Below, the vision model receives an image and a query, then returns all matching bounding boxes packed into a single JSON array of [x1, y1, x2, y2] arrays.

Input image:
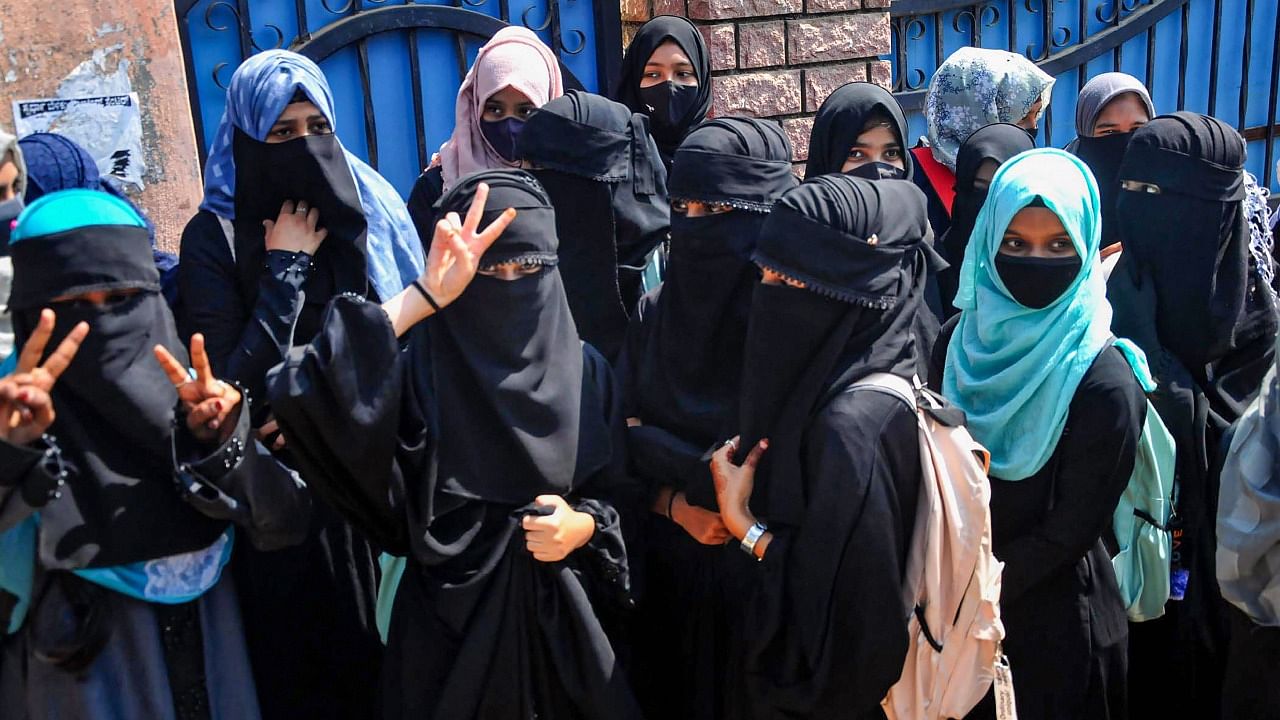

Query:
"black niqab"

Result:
[[635, 117, 796, 444], [10, 225, 225, 568], [1114, 112, 1268, 373], [230, 130, 370, 305], [516, 90, 669, 358], [804, 82, 914, 180], [613, 16, 712, 167], [739, 175, 932, 526], [423, 170, 611, 505], [1073, 130, 1135, 250]]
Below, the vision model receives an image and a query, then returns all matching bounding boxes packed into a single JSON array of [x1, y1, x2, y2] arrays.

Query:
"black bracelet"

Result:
[[411, 280, 441, 312], [666, 491, 678, 521]]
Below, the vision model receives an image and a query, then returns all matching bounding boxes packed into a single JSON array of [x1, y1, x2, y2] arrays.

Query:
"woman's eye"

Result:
[[847, 149, 865, 159], [1051, 240, 1074, 252], [671, 200, 688, 214], [709, 203, 732, 214], [677, 71, 696, 79], [1001, 238, 1023, 249], [518, 107, 535, 118], [520, 262, 540, 272], [272, 127, 293, 138], [885, 148, 902, 159], [310, 122, 332, 134]]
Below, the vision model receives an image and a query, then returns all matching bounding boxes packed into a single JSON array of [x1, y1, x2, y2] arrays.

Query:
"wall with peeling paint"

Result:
[[0, 1, 202, 254]]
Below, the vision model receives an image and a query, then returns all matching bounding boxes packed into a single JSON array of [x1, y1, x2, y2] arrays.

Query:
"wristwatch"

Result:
[[740, 522, 767, 560]]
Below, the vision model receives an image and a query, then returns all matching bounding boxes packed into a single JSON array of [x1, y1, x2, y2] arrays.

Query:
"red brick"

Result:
[[738, 21, 786, 69], [869, 59, 893, 89], [787, 13, 891, 65], [806, 0, 859, 13], [621, 0, 651, 22], [698, 23, 738, 71], [783, 116, 815, 162], [803, 63, 868, 112], [712, 70, 802, 117], [653, 0, 687, 16], [688, 0, 802, 21]]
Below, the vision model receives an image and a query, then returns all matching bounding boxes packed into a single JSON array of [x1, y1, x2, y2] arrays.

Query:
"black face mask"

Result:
[[843, 161, 907, 181], [640, 82, 700, 138], [995, 254, 1082, 309], [481, 117, 526, 162]]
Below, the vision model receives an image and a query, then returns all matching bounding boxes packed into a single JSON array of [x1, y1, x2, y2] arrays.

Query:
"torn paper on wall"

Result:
[[11, 92, 146, 189]]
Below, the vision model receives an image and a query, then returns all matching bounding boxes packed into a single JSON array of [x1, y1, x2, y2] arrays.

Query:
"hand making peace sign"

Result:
[[421, 182, 517, 307], [0, 309, 89, 446], [153, 333, 243, 444]]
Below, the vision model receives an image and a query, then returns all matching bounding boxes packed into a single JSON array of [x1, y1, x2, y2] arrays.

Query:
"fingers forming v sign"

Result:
[[1, 309, 89, 446], [153, 333, 243, 444], [423, 182, 517, 307]]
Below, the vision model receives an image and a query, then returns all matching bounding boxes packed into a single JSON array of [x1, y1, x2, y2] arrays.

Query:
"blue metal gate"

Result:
[[888, 0, 1280, 192], [175, 0, 622, 195]]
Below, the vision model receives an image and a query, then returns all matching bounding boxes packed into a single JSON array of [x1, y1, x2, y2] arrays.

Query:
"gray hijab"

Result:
[[1074, 72, 1155, 136]]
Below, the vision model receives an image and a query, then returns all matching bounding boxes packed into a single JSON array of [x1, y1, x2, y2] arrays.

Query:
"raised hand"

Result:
[[264, 200, 328, 255], [153, 333, 243, 444], [710, 436, 769, 540], [0, 309, 88, 446], [421, 182, 516, 308]]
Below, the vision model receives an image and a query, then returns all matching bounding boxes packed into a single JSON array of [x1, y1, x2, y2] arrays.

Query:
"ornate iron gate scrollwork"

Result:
[[174, 0, 621, 194], [888, 0, 1280, 190]]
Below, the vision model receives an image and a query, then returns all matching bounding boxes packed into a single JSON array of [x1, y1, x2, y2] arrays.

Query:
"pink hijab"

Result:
[[437, 27, 564, 189]]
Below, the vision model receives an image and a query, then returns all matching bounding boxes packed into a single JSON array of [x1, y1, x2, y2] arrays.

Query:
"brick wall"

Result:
[[621, 0, 893, 173]]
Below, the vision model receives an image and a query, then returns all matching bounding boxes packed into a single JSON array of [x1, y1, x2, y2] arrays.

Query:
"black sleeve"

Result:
[[267, 294, 414, 554], [997, 349, 1147, 604], [407, 167, 444, 251], [0, 437, 64, 532], [744, 391, 920, 716], [927, 314, 961, 393], [569, 344, 645, 607], [178, 212, 313, 414], [173, 399, 312, 551]]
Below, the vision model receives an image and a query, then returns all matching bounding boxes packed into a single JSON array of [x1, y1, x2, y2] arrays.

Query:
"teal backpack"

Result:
[[1110, 397, 1177, 622]]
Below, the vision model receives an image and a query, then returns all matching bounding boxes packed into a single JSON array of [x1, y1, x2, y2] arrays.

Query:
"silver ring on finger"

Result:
[[295, 203, 309, 214]]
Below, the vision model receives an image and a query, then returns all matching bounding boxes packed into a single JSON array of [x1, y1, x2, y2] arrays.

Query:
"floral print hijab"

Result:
[[925, 48, 1055, 170]]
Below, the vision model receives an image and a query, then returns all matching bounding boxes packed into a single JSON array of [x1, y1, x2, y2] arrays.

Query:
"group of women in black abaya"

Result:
[[1, 18, 1279, 720]]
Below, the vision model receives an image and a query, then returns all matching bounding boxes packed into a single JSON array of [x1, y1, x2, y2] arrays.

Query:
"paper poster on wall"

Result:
[[11, 93, 146, 190]]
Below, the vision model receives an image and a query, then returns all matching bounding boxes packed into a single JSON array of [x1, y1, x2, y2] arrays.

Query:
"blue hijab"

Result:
[[943, 148, 1153, 480], [200, 50, 423, 301]]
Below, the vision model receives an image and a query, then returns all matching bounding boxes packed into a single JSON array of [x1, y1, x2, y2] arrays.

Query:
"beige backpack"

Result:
[[851, 373, 1013, 720]]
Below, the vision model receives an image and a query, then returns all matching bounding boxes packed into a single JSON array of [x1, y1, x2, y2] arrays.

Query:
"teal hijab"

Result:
[[943, 148, 1153, 480]]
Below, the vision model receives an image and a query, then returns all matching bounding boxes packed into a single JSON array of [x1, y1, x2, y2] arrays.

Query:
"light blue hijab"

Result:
[[200, 50, 424, 302], [943, 148, 1153, 480]]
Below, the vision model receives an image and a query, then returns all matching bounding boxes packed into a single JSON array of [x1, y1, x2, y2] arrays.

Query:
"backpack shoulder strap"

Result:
[[850, 372, 919, 410], [911, 147, 956, 217]]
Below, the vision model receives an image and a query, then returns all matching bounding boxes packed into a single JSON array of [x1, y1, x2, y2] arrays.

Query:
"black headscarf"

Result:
[[634, 117, 795, 444], [516, 90, 669, 358], [231, 131, 371, 308], [417, 170, 611, 505], [1114, 112, 1273, 377], [613, 16, 712, 168], [804, 82, 913, 180], [942, 123, 1035, 276], [738, 175, 933, 526], [9, 190, 225, 569]]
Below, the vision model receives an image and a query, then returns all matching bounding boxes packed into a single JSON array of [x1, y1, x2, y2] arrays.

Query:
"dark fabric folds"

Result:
[[804, 82, 914, 180], [667, 117, 795, 211], [8, 226, 159, 310], [517, 90, 670, 359], [1073, 130, 1136, 250], [740, 175, 931, 527], [429, 169, 611, 506]]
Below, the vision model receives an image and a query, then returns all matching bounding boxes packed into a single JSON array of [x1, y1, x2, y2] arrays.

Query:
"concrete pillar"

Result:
[[0, 0, 203, 253]]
